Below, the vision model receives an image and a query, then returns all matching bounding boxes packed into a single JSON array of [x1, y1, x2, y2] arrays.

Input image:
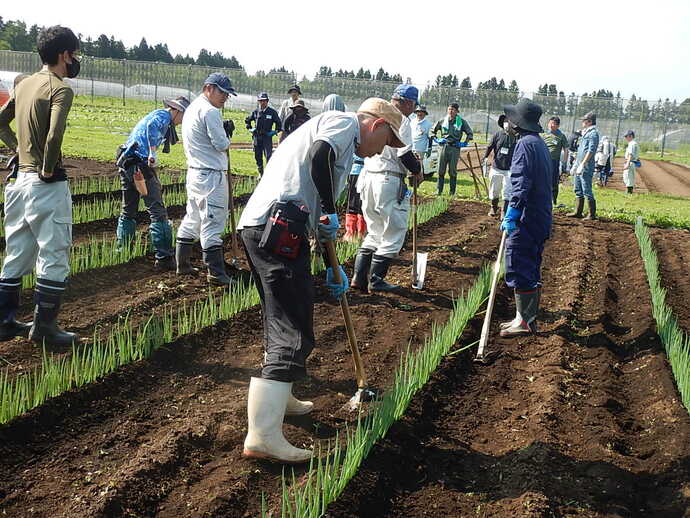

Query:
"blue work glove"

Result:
[[459, 142, 468, 148], [317, 213, 340, 243], [326, 266, 349, 300], [350, 161, 364, 175], [267, 130, 278, 137], [500, 206, 522, 235], [434, 137, 447, 145]]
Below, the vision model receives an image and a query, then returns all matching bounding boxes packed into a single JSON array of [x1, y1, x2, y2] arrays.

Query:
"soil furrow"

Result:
[[650, 227, 690, 331], [0, 201, 501, 518], [325, 216, 690, 518]]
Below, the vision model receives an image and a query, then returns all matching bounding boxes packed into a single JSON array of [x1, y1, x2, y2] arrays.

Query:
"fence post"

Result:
[[121, 59, 126, 106], [614, 102, 623, 148], [187, 65, 192, 100], [91, 77, 94, 105], [661, 117, 668, 158], [485, 94, 491, 141], [154, 62, 158, 105], [570, 98, 579, 134]]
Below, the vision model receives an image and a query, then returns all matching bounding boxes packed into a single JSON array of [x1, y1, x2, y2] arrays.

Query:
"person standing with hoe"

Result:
[[499, 99, 553, 337], [0, 26, 81, 346], [237, 98, 405, 463]]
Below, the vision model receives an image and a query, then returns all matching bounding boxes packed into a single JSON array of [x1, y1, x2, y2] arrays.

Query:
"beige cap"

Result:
[[357, 97, 405, 148]]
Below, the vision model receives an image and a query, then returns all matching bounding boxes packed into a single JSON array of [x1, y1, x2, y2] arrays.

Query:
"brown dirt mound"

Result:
[[326, 216, 690, 518]]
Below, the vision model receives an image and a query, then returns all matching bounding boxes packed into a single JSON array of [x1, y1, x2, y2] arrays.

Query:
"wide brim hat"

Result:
[[289, 99, 308, 111], [287, 85, 302, 94], [497, 114, 506, 129], [164, 96, 190, 112], [503, 98, 543, 133]]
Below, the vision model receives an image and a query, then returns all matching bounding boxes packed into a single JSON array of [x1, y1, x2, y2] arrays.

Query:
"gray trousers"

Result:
[[120, 170, 167, 221], [1, 172, 72, 282]]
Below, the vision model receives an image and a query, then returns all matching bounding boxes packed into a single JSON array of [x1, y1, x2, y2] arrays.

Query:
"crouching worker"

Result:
[[499, 99, 552, 337], [176, 73, 237, 285], [237, 98, 405, 463], [116, 96, 189, 269], [0, 26, 81, 346]]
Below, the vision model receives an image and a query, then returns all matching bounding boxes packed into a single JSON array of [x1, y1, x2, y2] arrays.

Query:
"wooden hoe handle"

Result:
[[324, 240, 368, 390]]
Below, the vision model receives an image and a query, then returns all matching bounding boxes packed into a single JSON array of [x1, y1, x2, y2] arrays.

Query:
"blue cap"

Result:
[[257, 92, 269, 101], [204, 73, 237, 96], [393, 84, 419, 103]]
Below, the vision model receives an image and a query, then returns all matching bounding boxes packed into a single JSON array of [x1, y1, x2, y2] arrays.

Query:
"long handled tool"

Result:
[[473, 142, 490, 195], [324, 240, 375, 411], [226, 147, 240, 265], [465, 146, 488, 198], [411, 180, 428, 290], [474, 231, 507, 364], [459, 155, 482, 199]]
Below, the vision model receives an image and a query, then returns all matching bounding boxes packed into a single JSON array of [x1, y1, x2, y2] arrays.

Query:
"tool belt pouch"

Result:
[[259, 201, 309, 260]]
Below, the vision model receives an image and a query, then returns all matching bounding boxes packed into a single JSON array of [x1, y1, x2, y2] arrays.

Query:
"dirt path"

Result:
[[651, 227, 690, 331], [0, 201, 504, 518], [326, 216, 690, 517], [609, 157, 690, 197]]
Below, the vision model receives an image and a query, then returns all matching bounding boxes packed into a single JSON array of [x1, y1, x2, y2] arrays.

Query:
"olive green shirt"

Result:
[[542, 129, 569, 161], [431, 115, 473, 145], [0, 69, 74, 173]]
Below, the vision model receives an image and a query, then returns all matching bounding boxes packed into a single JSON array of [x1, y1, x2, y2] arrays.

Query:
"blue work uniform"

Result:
[[245, 106, 281, 174], [573, 125, 600, 201], [122, 109, 172, 161], [505, 132, 553, 290]]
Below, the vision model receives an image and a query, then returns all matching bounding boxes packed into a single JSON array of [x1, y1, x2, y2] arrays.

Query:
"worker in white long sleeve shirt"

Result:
[[176, 73, 236, 285]]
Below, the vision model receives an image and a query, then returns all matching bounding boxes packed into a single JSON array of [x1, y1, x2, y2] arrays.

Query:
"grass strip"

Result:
[[271, 262, 493, 517], [0, 198, 451, 425], [634, 217, 690, 413]]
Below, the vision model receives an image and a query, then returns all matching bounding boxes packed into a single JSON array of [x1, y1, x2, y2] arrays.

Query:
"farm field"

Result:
[[606, 157, 690, 197], [0, 103, 689, 518]]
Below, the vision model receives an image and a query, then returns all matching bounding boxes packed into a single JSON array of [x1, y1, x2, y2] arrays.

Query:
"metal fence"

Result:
[[1, 50, 688, 153]]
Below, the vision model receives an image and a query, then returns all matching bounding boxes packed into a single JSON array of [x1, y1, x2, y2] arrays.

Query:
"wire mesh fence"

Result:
[[1, 50, 688, 152]]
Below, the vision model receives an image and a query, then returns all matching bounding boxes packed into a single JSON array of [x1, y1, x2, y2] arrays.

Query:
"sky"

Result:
[[3, 0, 689, 102]]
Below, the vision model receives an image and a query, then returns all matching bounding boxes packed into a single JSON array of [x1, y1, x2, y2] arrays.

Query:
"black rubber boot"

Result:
[[627, 186, 633, 194], [488, 199, 499, 217], [154, 255, 176, 271], [369, 255, 398, 292], [203, 246, 233, 286], [583, 199, 597, 221], [566, 197, 585, 218], [0, 278, 31, 341], [176, 238, 196, 275], [351, 248, 374, 293], [500, 288, 539, 337], [29, 281, 80, 347]]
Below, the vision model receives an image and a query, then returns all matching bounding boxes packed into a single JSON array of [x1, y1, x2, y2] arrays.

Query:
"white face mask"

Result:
[[503, 122, 510, 132]]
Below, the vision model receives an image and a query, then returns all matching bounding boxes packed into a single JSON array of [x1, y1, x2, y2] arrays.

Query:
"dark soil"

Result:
[[650, 227, 690, 331], [0, 201, 502, 518], [325, 216, 690, 518]]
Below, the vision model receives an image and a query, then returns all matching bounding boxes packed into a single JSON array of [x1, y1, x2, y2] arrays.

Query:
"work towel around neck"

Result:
[[442, 114, 464, 132]]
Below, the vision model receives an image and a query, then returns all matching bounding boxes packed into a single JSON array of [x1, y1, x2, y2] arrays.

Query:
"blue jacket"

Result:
[[576, 125, 600, 174], [509, 132, 553, 241], [122, 109, 172, 161]]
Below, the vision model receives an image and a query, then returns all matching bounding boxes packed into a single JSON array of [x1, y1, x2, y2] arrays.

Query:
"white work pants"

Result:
[[358, 170, 409, 258], [1, 172, 72, 282], [177, 168, 228, 249], [623, 164, 636, 188], [489, 166, 511, 201]]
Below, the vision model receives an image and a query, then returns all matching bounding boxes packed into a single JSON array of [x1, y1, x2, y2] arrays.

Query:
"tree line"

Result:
[[0, 17, 241, 69]]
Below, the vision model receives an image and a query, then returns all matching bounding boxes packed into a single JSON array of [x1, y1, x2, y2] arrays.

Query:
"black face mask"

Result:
[[66, 57, 80, 79]]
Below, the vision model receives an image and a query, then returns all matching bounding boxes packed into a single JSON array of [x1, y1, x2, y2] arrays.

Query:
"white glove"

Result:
[[148, 153, 158, 167], [574, 162, 585, 176]]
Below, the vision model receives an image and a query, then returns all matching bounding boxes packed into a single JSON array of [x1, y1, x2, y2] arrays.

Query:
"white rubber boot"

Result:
[[243, 377, 313, 463], [286, 391, 314, 416]]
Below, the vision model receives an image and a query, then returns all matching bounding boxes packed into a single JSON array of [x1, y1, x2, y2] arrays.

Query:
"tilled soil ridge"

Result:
[[0, 201, 502, 518], [325, 216, 690, 518]]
